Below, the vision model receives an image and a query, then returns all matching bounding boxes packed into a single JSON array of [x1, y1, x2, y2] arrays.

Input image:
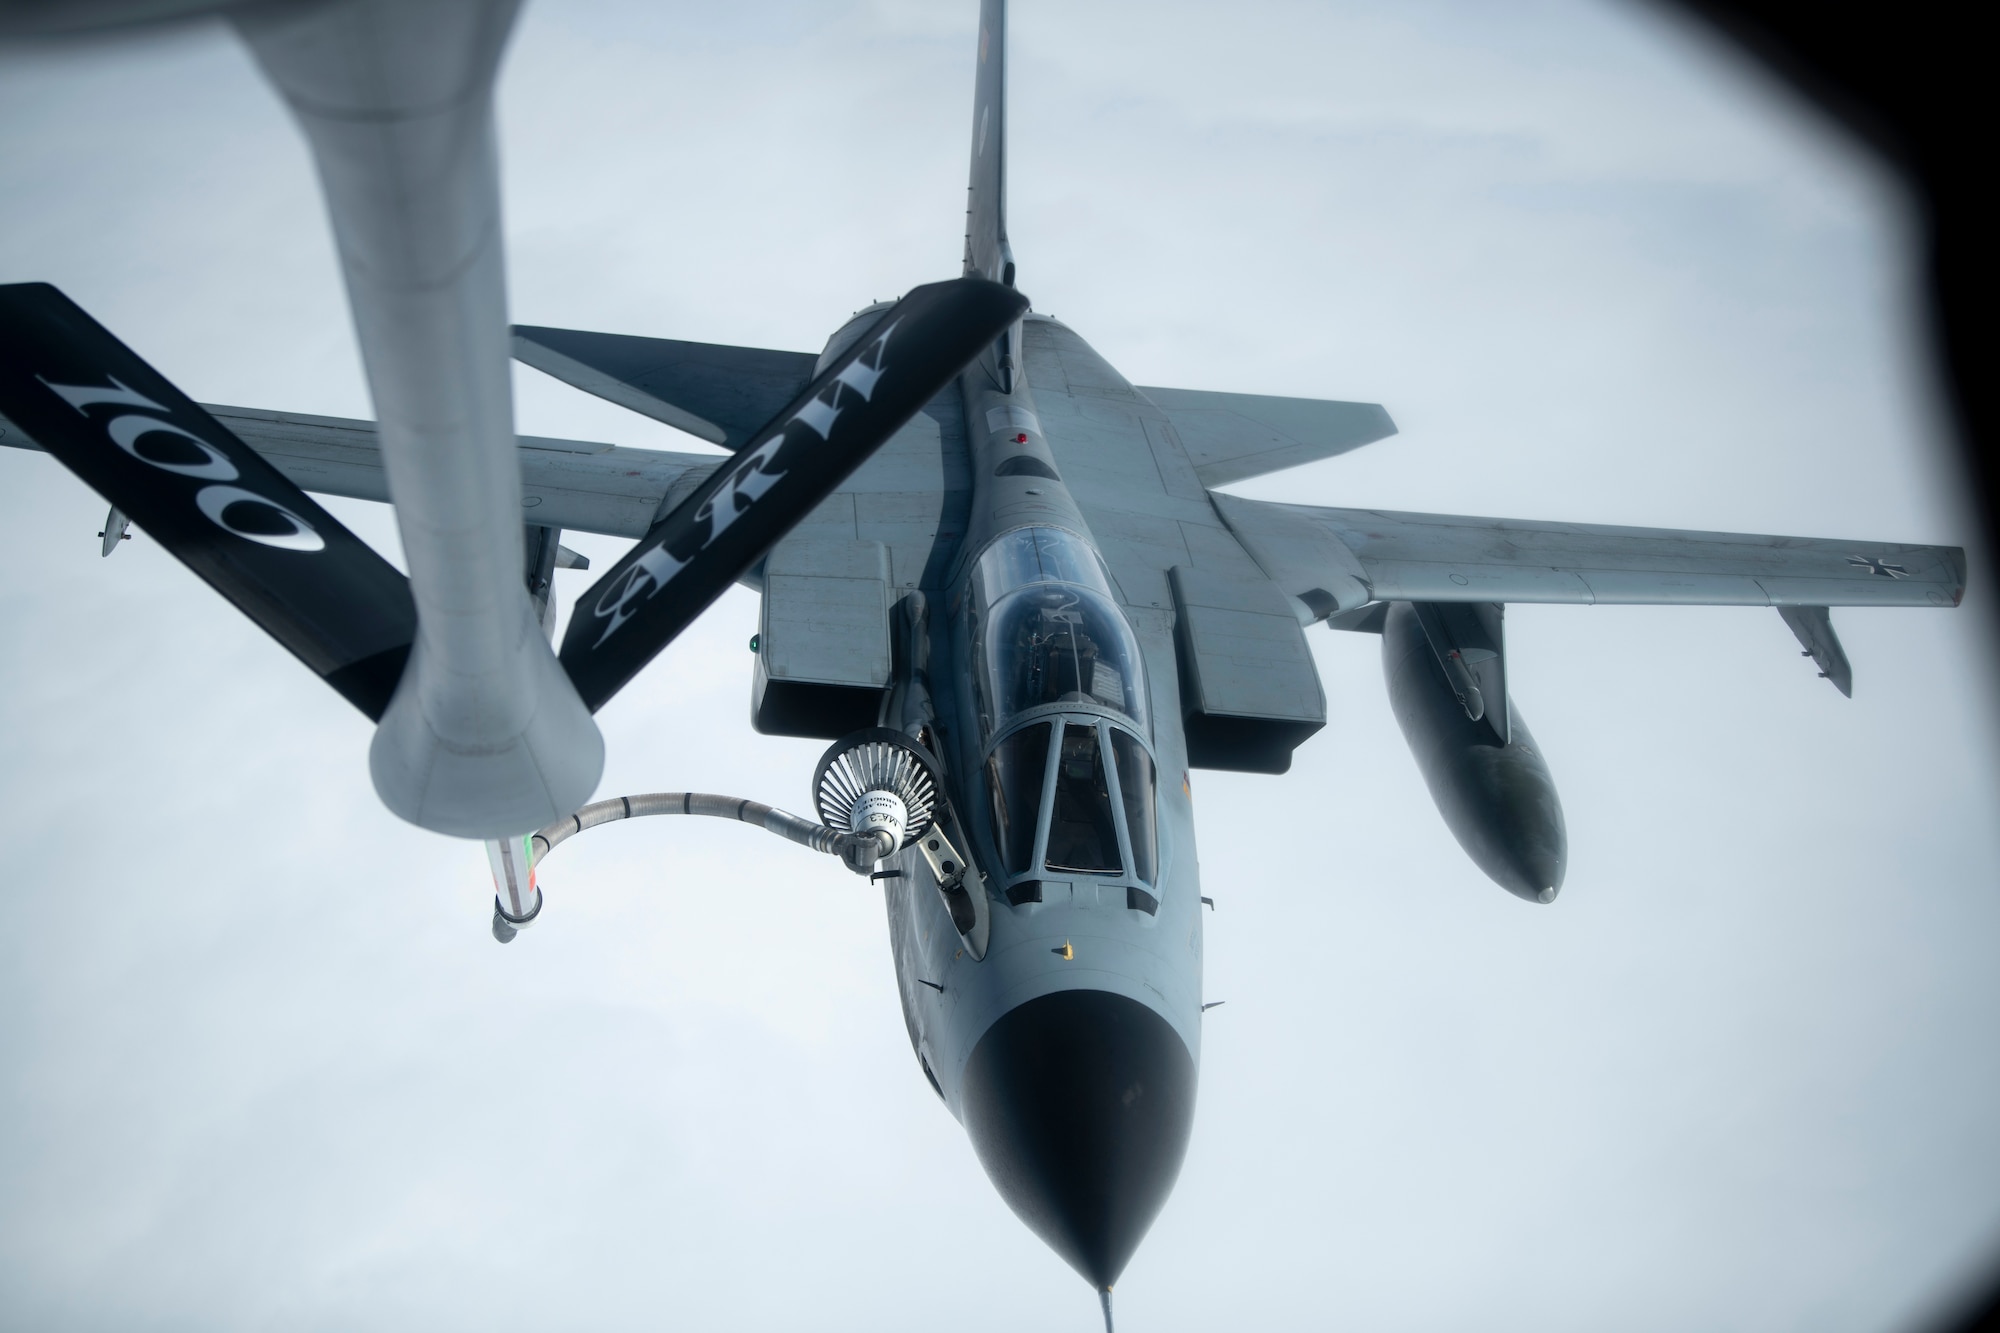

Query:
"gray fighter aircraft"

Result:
[[0, 0, 1965, 1326]]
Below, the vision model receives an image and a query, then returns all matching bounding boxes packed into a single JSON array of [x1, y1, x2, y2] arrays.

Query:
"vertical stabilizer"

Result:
[[962, 0, 1021, 392], [963, 0, 1012, 288]]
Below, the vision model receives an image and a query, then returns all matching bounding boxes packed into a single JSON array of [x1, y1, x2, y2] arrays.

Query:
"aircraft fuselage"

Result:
[[858, 309, 1207, 1290]]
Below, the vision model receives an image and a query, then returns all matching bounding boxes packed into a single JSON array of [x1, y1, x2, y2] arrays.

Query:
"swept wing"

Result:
[[203, 404, 721, 539], [1211, 491, 1965, 611]]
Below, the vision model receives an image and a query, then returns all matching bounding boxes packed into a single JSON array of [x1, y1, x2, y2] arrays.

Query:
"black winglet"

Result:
[[558, 276, 1029, 713], [0, 283, 416, 719]]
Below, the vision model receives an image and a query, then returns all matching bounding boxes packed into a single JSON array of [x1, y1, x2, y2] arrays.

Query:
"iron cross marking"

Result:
[[1848, 555, 1910, 579]]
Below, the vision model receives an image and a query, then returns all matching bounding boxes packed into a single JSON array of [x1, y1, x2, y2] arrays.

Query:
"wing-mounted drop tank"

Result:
[[1382, 601, 1567, 902]]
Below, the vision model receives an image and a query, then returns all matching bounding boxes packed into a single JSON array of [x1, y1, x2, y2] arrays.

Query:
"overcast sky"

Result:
[[2, 2, 1996, 1330]]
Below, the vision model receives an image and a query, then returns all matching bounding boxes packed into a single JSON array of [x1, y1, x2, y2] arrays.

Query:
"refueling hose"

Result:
[[530, 792, 891, 871]]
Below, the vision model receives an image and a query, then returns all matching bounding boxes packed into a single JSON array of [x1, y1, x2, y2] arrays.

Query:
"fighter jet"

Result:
[[0, 0, 1965, 1325]]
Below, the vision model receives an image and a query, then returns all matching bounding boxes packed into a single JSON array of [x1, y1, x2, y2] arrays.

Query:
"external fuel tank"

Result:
[[1381, 602, 1567, 903]]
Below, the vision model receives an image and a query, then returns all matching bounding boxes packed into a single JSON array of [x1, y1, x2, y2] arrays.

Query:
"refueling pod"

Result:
[[1382, 601, 1567, 903]]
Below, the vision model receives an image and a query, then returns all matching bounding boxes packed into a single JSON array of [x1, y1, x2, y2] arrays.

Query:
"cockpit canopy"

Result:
[[964, 528, 1160, 904], [986, 717, 1158, 885], [969, 527, 1148, 739]]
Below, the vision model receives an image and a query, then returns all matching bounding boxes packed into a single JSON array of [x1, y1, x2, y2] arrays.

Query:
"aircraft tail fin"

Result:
[[963, 0, 1012, 288], [0, 282, 417, 719]]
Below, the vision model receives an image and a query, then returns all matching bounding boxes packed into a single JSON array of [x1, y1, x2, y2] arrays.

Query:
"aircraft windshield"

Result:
[[1110, 729, 1157, 884], [982, 718, 1159, 885], [1047, 723, 1121, 874], [968, 528, 1158, 895], [969, 529, 1147, 737], [986, 721, 1050, 875]]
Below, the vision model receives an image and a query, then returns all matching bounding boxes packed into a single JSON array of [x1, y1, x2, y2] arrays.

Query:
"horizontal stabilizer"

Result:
[[1140, 387, 1396, 486], [559, 276, 1030, 712], [512, 325, 816, 450], [0, 282, 416, 719], [1778, 605, 1853, 696]]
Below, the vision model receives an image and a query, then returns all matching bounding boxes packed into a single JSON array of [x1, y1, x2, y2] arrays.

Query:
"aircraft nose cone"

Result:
[[960, 988, 1197, 1289]]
